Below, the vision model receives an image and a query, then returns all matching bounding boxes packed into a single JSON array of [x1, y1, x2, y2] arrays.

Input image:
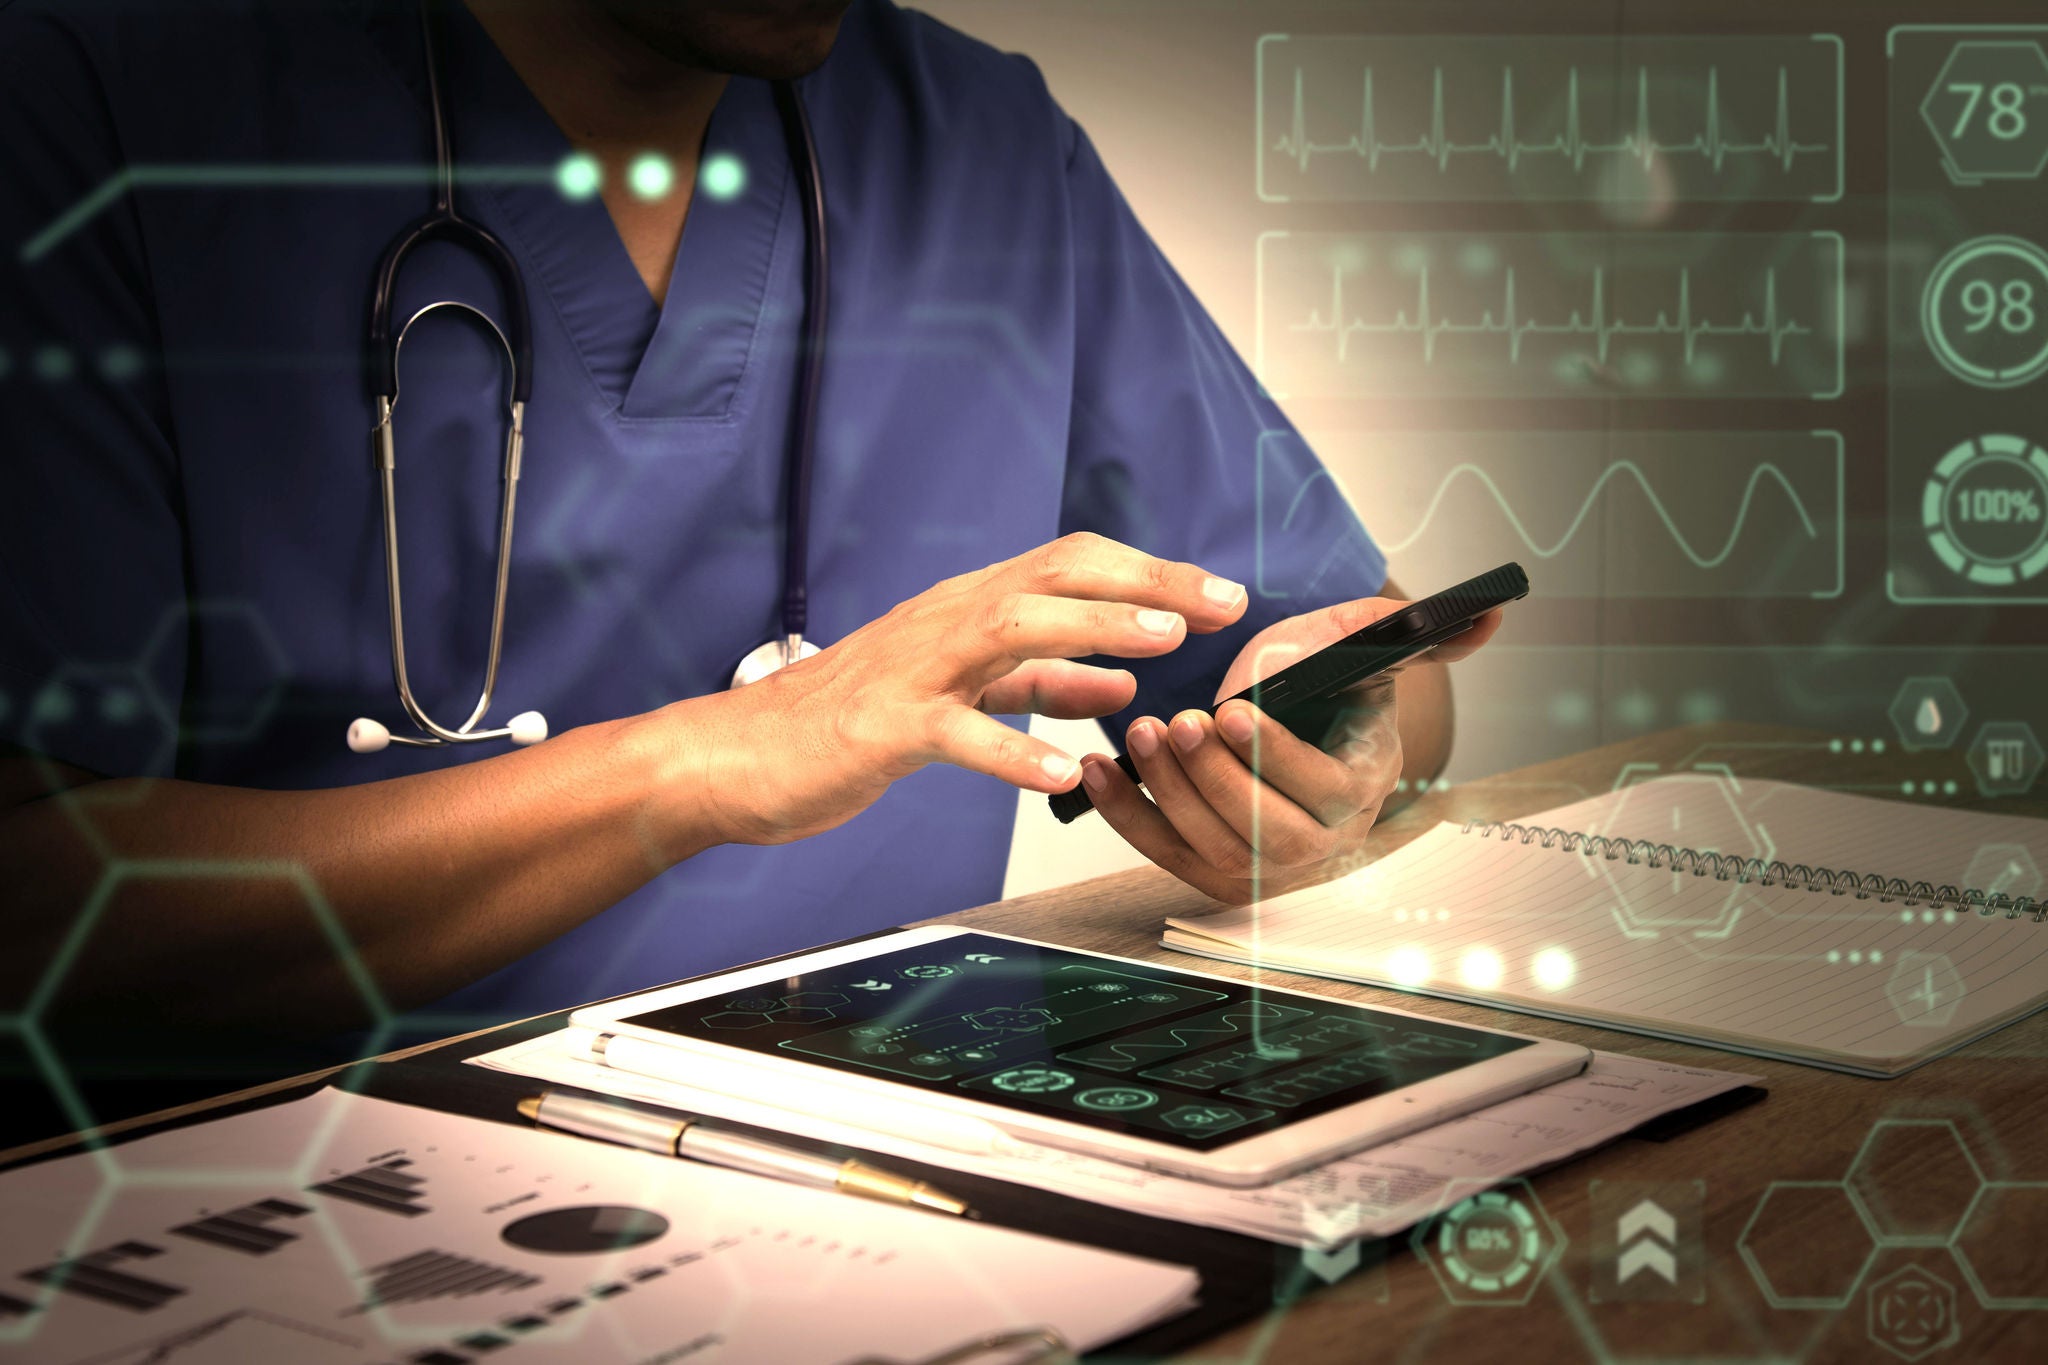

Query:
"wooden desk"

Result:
[[8, 722, 2046, 1361]]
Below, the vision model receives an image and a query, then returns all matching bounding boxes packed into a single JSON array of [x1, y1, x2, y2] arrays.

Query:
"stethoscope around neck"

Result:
[[347, 0, 828, 755]]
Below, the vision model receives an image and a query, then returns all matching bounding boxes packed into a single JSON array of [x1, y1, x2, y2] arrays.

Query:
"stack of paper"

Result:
[[471, 1029, 1757, 1248]]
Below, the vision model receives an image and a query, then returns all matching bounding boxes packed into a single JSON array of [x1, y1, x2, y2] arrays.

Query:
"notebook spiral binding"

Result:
[[1460, 819, 2048, 923]]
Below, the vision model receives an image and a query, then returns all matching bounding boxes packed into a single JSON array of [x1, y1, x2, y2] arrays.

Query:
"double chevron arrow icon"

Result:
[[1616, 1198, 1679, 1285]]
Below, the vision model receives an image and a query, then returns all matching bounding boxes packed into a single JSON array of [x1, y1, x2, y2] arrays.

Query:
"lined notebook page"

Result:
[[1166, 778, 2048, 1074]]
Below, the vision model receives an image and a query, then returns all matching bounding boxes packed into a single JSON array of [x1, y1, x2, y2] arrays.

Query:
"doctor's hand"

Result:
[[1079, 594, 1502, 905], [665, 533, 1248, 846]]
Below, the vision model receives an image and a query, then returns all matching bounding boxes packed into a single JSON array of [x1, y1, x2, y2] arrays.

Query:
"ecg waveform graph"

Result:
[[1255, 232, 1843, 400], [1256, 430, 1845, 600], [1258, 34, 1843, 203]]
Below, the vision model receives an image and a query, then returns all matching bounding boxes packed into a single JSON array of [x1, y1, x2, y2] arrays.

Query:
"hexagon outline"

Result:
[[1885, 951, 1967, 1028], [139, 598, 292, 746], [1951, 1179, 2048, 1310], [1410, 1176, 1567, 1308], [1843, 1118, 1987, 1248], [1919, 41, 2048, 184], [1966, 720, 2045, 798], [1866, 1261, 1964, 1362], [1588, 770, 1761, 940], [28, 859, 388, 1023], [1737, 1179, 1882, 1310], [1888, 677, 1968, 752], [1962, 842, 2043, 902]]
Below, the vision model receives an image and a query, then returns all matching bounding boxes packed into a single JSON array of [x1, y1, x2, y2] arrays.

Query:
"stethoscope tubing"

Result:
[[352, 0, 825, 753]]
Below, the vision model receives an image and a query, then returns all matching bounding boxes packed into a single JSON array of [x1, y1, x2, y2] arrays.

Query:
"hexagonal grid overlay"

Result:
[[698, 991, 850, 1030], [1741, 1117, 2046, 1317], [1888, 677, 1969, 752], [1954, 1181, 2048, 1308], [1411, 1177, 1565, 1307], [1847, 1119, 1986, 1246], [1920, 41, 2048, 184], [1738, 1180, 1880, 1309], [1967, 720, 2045, 798]]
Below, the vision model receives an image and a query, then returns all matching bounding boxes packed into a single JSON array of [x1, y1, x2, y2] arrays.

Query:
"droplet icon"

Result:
[[1915, 696, 1943, 737]]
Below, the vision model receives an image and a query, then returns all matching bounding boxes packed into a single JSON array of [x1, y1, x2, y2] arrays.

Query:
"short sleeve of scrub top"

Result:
[[0, 0, 1388, 1028]]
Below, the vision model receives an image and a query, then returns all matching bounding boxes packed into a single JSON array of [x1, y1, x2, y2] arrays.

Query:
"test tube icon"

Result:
[[1989, 739, 2025, 782]]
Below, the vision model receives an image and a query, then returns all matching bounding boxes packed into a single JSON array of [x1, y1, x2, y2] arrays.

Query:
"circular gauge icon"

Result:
[[1074, 1086, 1158, 1112], [987, 1065, 1075, 1094], [1437, 1191, 1543, 1294], [1921, 434, 2048, 585], [1921, 236, 2048, 389]]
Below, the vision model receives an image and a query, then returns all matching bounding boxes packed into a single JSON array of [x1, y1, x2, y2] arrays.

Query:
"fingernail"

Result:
[[1082, 760, 1108, 793], [1219, 705, 1255, 744], [1129, 722, 1160, 758], [1202, 576, 1246, 609], [1040, 754, 1079, 785], [1171, 713, 1204, 754], [1136, 608, 1181, 635]]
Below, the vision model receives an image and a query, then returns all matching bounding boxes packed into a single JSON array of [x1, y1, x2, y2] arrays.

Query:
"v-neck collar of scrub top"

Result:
[[361, 0, 799, 424]]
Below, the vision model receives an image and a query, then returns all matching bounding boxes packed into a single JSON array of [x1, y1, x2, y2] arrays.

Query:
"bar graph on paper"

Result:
[[1254, 231, 1843, 400], [1257, 34, 1844, 203]]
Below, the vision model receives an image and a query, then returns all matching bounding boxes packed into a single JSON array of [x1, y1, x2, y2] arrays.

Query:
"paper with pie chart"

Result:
[[0, 1088, 1197, 1364]]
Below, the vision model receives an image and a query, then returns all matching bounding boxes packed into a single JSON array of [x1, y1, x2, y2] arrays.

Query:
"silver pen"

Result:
[[517, 1089, 976, 1218]]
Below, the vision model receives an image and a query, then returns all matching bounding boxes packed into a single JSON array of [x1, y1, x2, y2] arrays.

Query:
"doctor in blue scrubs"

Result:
[[0, 0, 1498, 1095]]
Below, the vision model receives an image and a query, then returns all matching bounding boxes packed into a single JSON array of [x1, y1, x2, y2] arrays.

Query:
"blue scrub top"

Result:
[[0, 0, 1386, 1028]]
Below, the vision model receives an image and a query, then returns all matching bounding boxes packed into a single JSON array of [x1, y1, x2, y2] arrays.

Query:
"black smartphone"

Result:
[[1049, 562, 1530, 824]]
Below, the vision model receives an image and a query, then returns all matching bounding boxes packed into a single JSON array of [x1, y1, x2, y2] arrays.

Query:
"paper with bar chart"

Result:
[[0, 1089, 1195, 1364]]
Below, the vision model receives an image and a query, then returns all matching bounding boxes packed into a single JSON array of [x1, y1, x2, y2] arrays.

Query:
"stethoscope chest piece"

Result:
[[730, 635, 822, 690]]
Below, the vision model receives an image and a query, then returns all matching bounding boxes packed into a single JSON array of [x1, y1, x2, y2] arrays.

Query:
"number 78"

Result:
[[1946, 81, 2029, 140]]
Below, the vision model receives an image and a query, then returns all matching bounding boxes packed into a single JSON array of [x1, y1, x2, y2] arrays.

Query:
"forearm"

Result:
[[0, 702, 717, 1034]]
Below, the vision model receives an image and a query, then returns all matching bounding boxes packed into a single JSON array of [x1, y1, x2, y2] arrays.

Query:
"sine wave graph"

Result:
[[1256, 431, 1845, 600], [1258, 34, 1843, 203], [1255, 232, 1843, 400]]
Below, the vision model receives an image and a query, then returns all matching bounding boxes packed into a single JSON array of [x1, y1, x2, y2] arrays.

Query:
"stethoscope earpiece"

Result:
[[347, 717, 393, 754], [507, 711, 549, 746]]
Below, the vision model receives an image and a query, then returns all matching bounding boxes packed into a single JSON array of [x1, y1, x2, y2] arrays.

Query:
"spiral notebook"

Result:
[[1163, 775, 2048, 1077]]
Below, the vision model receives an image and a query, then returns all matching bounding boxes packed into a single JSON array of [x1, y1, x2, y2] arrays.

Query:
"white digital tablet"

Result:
[[569, 926, 1589, 1186]]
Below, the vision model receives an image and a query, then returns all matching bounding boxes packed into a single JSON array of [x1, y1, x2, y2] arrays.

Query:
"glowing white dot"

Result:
[[1387, 946, 1431, 988], [1827, 949, 1841, 963], [628, 152, 675, 201], [1872, 950, 1884, 964], [555, 152, 601, 200], [1849, 950, 1862, 964], [1532, 947, 1575, 991], [699, 152, 746, 201], [1459, 948, 1504, 990]]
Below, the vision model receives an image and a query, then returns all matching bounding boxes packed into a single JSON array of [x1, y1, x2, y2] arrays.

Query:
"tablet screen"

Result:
[[619, 933, 1533, 1150]]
